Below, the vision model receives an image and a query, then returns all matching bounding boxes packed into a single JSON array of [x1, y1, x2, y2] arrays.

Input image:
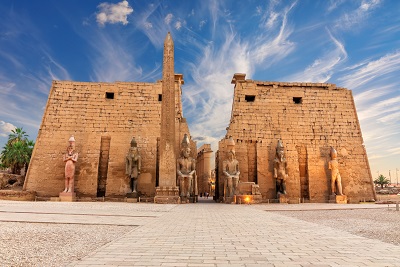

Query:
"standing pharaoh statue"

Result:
[[126, 138, 141, 193], [62, 135, 78, 193], [328, 147, 343, 195], [177, 134, 196, 198], [223, 137, 240, 198], [274, 139, 288, 195]]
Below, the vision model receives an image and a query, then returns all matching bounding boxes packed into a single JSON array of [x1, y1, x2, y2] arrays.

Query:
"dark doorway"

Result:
[[297, 145, 309, 200], [97, 136, 111, 197]]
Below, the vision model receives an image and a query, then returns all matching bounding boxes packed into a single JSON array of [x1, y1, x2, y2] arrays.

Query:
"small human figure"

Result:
[[223, 150, 240, 197], [274, 139, 288, 195], [329, 147, 343, 195], [177, 134, 196, 198], [126, 137, 141, 193], [63, 136, 78, 193]]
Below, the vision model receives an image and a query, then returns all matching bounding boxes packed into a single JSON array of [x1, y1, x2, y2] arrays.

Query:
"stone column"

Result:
[[155, 32, 180, 203]]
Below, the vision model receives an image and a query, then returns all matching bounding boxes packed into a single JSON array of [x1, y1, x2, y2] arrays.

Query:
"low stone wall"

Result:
[[0, 190, 36, 201]]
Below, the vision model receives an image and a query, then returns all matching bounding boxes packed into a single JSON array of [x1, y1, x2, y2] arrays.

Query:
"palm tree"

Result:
[[0, 127, 34, 175], [374, 175, 390, 189], [7, 127, 28, 145]]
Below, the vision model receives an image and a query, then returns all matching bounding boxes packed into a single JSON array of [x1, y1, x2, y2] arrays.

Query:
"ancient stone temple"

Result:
[[24, 33, 195, 199], [216, 73, 376, 203]]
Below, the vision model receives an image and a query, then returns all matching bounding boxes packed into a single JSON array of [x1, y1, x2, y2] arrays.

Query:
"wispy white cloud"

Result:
[[0, 121, 16, 137], [182, 1, 298, 154], [334, 0, 381, 30], [42, 51, 72, 81], [132, 3, 171, 49], [0, 8, 71, 147], [342, 50, 400, 176], [175, 21, 182, 30], [327, 0, 346, 12], [339, 51, 400, 90], [86, 30, 143, 82], [96, 0, 133, 26], [284, 28, 347, 82], [250, 1, 296, 66], [199, 20, 206, 30], [164, 13, 173, 25]]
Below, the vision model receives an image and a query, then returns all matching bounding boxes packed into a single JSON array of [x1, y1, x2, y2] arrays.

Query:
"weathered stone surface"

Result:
[[217, 74, 376, 203], [0, 190, 36, 201], [59, 192, 76, 202], [0, 173, 25, 189], [24, 33, 192, 200], [158, 32, 177, 188]]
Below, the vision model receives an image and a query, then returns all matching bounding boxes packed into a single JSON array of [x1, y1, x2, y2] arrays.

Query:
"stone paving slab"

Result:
[[253, 202, 396, 211], [0, 200, 176, 226], [65, 203, 400, 266]]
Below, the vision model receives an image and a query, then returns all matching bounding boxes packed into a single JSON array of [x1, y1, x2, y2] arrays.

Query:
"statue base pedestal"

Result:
[[59, 192, 76, 202], [154, 186, 180, 204], [126, 192, 138, 198], [329, 194, 347, 204], [278, 194, 288, 204], [224, 196, 236, 204]]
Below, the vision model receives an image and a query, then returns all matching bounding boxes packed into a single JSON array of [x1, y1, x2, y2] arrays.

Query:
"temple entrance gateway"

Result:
[[24, 33, 375, 204]]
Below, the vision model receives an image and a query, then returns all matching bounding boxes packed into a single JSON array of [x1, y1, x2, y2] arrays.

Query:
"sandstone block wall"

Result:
[[25, 79, 191, 198], [217, 74, 376, 202]]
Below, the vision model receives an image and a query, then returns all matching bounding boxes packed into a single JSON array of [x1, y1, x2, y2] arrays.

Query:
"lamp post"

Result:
[[397, 168, 399, 186], [389, 170, 392, 185]]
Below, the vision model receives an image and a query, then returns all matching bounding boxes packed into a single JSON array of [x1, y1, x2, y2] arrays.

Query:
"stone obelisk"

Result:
[[155, 32, 180, 203]]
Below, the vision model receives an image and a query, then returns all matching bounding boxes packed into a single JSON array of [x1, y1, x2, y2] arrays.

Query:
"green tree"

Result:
[[0, 127, 34, 174], [7, 128, 28, 145], [374, 174, 390, 189]]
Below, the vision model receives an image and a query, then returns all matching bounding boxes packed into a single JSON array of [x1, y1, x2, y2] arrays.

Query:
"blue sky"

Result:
[[0, 0, 399, 181]]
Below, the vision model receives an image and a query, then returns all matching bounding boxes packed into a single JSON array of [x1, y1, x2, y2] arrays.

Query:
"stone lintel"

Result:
[[231, 73, 246, 84], [174, 74, 184, 85]]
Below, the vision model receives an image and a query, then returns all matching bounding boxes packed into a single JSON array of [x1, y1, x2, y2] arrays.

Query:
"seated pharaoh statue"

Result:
[[177, 134, 196, 198], [223, 146, 240, 198], [125, 137, 141, 193], [328, 147, 343, 196], [274, 139, 288, 195]]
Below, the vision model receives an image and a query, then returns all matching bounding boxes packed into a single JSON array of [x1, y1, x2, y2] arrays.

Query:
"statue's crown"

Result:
[[276, 139, 284, 150], [181, 134, 190, 148]]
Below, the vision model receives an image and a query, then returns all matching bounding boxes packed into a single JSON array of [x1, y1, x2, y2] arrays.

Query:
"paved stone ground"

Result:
[[1, 200, 400, 266]]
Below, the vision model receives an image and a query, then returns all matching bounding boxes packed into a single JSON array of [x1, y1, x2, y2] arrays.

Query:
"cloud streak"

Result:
[[284, 28, 347, 82]]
